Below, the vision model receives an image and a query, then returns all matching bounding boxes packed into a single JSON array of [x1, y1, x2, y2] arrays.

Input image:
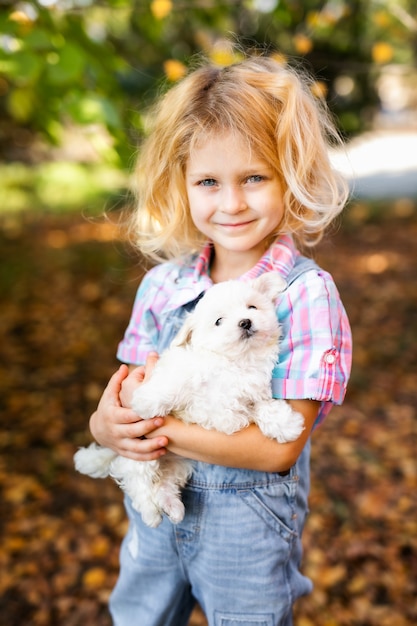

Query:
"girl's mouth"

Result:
[[217, 220, 254, 229]]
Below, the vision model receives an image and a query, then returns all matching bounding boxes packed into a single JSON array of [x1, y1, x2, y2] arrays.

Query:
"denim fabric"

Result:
[[156, 300, 194, 355], [110, 298, 313, 626], [109, 443, 312, 626]]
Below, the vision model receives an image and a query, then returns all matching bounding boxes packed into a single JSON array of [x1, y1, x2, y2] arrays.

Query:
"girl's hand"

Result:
[[119, 352, 159, 408], [89, 360, 168, 461]]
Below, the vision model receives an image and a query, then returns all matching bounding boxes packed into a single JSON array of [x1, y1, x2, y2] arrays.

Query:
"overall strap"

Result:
[[285, 256, 320, 286]]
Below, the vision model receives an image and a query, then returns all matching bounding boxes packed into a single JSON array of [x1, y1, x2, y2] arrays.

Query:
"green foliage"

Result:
[[0, 0, 416, 169], [0, 161, 127, 212]]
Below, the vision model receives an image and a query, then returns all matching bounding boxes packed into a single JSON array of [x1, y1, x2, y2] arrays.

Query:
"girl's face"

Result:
[[185, 131, 284, 278]]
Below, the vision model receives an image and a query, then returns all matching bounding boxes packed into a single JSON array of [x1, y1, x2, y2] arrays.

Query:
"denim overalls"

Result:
[[110, 260, 317, 626]]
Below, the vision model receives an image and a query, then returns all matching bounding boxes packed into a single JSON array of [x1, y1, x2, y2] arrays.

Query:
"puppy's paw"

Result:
[[257, 400, 305, 443], [277, 409, 305, 443], [74, 443, 116, 478], [165, 499, 185, 524], [132, 387, 164, 419], [138, 506, 163, 528], [154, 480, 186, 524]]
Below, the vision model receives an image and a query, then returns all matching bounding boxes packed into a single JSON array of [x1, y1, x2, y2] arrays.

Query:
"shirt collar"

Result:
[[167, 234, 300, 312], [192, 241, 213, 281], [241, 234, 300, 281], [193, 235, 300, 282]]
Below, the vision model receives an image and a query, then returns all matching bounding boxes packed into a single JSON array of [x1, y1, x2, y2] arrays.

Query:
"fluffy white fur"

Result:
[[74, 272, 304, 527]]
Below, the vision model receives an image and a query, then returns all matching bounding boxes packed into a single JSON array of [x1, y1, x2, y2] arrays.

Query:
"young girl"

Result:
[[89, 55, 352, 626]]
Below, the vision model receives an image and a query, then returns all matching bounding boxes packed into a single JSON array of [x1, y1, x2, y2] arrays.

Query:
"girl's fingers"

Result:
[[120, 367, 145, 408], [143, 352, 159, 381], [119, 435, 168, 461], [101, 365, 130, 405], [110, 364, 130, 386], [111, 406, 141, 425], [123, 416, 164, 437], [90, 362, 166, 453]]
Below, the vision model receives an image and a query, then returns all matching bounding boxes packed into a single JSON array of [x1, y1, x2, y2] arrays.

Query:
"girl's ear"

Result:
[[252, 272, 287, 301], [170, 315, 194, 348]]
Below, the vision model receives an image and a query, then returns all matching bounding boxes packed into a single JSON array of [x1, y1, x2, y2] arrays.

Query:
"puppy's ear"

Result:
[[252, 272, 287, 301], [170, 315, 194, 348]]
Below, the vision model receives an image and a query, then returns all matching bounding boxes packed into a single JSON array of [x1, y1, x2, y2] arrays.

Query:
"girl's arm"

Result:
[[89, 357, 318, 471], [145, 399, 319, 473]]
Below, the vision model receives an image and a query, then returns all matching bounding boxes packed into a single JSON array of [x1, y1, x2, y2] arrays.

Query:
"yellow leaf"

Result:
[[8, 10, 34, 35], [82, 567, 107, 589], [9, 10, 32, 24], [209, 47, 236, 67], [151, 0, 172, 20], [311, 80, 328, 99], [91, 535, 111, 557], [306, 11, 320, 28], [271, 52, 287, 65], [372, 42, 393, 64], [5, 536, 26, 552], [373, 10, 390, 28], [163, 59, 187, 82], [293, 34, 313, 55], [348, 574, 368, 594], [320, 564, 347, 588]]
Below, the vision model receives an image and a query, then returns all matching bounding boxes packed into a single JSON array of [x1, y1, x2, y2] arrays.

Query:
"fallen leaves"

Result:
[[0, 207, 416, 625]]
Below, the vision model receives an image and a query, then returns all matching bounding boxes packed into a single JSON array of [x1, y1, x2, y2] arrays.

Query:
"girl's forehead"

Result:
[[188, 129, 257, 161], [192, 127, 245, 146]]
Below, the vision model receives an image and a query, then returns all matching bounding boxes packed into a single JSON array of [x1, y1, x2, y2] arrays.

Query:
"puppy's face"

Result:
[[174, 273, 286, 358]]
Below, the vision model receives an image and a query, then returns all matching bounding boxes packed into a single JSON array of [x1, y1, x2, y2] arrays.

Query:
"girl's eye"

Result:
[[247, 305, 257, 310], [215, 318, 223, 326], [247, 175, 264, 183], [199, 178, 217, 187]]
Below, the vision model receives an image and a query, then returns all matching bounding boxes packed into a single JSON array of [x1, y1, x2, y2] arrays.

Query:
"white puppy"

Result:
[[74, 272, 304, 527]]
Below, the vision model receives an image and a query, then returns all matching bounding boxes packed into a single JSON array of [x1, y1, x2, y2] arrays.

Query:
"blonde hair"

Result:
[[129, 55, 349, 262]]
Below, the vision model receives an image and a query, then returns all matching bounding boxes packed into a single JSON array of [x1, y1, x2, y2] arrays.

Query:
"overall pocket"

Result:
[[238, 478, 298, 544], [214, 612, 275, 626]]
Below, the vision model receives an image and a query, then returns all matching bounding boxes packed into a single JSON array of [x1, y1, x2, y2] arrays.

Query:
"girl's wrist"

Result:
[[89, 410, 98, 440]]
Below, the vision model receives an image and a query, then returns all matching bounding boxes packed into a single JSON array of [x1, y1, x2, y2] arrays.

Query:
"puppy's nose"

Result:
[[239, 318, 252, 331]]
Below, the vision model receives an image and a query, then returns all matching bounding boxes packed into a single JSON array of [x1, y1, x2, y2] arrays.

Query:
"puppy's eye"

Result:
[[247, 305, 257, 310], [215, 318, 223, 326]]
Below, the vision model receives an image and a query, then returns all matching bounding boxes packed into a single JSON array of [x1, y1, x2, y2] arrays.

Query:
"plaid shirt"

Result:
[[117, 235, 352, 427]]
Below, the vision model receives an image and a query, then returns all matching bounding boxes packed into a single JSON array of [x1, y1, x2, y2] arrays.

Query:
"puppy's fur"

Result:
[[74, 273, 304, 527]]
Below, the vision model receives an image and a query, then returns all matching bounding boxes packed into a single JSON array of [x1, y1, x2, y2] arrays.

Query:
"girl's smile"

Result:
[[185, 132, 285, 279]]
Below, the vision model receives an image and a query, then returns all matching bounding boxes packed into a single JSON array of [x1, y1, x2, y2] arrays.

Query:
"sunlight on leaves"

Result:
[[150, 0, 172, 20], [293, 33, 313, 55], [372, 42, 394, 64], [163, 59, 187, 82]]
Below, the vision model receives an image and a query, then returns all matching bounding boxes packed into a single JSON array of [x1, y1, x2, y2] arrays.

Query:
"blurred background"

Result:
[[0, 1, 416, 625]]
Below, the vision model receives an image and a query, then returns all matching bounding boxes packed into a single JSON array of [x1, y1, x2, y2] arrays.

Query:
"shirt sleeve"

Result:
[[116, 265, 171, 365], [271, 269, 352, 426]]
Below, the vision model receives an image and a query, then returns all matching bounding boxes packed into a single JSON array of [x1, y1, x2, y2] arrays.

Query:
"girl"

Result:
[[89, 55, 352, 626]]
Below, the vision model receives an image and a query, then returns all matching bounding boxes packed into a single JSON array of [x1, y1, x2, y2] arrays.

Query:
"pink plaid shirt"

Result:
[[117, 235, 352, 426]]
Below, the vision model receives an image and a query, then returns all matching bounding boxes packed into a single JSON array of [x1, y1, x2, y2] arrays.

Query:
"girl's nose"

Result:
[[220, 185, 247, 213]]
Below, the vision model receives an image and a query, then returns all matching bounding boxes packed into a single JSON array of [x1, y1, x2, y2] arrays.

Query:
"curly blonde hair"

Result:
[[129, 55, 348, 262]]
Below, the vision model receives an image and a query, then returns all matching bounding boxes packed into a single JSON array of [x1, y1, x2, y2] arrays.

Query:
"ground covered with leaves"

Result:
[[0, 201, 416, 625]]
